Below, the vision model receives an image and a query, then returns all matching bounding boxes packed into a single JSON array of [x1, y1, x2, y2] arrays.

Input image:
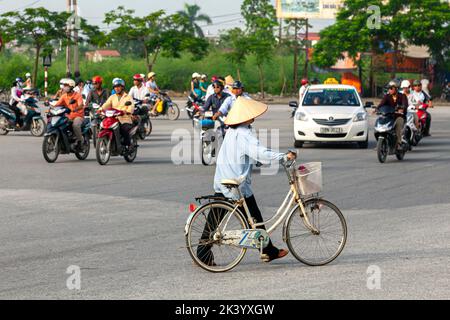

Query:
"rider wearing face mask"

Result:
[[99, 78, 135, 148], [9, 78, 24, 128], [376, 80, 408, 150], [54, 79, 85, 149], [85, 76, 110, 107]]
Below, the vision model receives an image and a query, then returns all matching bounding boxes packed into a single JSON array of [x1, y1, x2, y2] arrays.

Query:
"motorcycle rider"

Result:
[[9, 78, 24, 128], [212, 81, 250, 120], [190, 73, 202, 102], [400, 80, 420, 129], [411, 79, 433, 136], [54, 78, 85, 150], [201, 80, 230, 114], [129, 74, 150, 101], [205, 75, 218, 101], [376, 80, 408, 150], [146, 72, 162, 116], [85, 76, 110, 107], [299, 78, 309, 102], [99, 78, 135, 149]]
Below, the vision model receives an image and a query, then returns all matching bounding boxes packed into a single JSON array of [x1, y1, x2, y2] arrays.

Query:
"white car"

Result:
[[292, 84, 370, 148]]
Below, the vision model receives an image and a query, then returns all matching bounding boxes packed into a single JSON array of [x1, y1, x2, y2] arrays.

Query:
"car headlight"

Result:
[[295, 112, 308, 121], [353, 112, 367, 122]]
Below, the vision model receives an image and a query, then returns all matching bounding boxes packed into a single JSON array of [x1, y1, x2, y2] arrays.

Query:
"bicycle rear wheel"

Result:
[[286, 198, 347, 266], [185, 201, 248, 273]]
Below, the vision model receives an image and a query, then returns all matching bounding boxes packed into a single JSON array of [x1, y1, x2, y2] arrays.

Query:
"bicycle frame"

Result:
[[218, 160, 320, 238]]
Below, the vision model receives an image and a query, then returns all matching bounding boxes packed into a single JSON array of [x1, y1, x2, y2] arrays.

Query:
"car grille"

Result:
[[315, 133, 347, 138], [313, 118, 351, 126]]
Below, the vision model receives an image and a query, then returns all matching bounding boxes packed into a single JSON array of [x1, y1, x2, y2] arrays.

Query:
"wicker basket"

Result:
[[295, 162, 322, 196]]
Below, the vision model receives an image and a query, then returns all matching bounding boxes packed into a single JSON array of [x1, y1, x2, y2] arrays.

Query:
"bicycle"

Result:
[[184, 160, 347, 273]]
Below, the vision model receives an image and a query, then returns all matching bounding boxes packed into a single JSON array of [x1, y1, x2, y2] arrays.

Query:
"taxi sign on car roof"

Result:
[[324, 78, 339, 84]]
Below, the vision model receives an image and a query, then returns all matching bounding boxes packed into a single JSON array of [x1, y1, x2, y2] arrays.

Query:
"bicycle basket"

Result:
[[295, 162, 322, 196]]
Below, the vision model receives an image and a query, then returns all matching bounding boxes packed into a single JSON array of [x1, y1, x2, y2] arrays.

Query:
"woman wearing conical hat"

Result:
[[197, 97, 296, 265]]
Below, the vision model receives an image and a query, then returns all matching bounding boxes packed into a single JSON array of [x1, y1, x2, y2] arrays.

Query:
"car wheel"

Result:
[[294, 140, 304, 148]]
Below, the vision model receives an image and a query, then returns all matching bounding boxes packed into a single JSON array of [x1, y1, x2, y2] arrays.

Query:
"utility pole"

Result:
[[65, 0, 72, 78], [303, 18, 309, 79], [73, 0, 80, 79], [293, 19, 299, 93]]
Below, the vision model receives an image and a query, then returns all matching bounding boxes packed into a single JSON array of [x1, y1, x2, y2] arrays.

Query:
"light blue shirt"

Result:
[[218, 93, 250, 116], [214, 125, 285, 199]]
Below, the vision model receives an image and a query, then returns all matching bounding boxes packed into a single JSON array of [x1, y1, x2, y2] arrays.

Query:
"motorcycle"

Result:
[[416, 103, 431, 136], [86, 103, 102, 147], [193, 111, 225, 166], [0, 96, 46, 136], [185, 95, 204, 120], [95, 107, 139, 165], [42, 106, 91, 163], [374, 105, 408, 163], [133, 99, 152, 140], [149, 92, 180, 121]]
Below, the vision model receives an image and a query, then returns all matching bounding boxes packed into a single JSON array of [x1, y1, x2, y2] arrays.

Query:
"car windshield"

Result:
[[303, 88, 359, 106]]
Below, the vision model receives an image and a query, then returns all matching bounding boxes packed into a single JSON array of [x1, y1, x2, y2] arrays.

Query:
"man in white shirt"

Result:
[[129, 74, 150, 101]]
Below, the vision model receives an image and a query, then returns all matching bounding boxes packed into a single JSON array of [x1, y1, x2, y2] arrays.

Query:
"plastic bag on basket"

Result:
[[296, 162, 322, 196]]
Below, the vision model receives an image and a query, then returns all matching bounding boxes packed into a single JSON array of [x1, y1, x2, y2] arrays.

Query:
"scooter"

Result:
[[0, 96, 46, 136], [185, 96, 204, 121], [148, 92, 180, 121], [193, 111, 225, 166], [416, 103, 431, 136], [95, 106, 139, 165], [42, 105, 91, 163], [86, 103, 102, 147], [374, 105, 408, 163], [133, 99, 152, 140]]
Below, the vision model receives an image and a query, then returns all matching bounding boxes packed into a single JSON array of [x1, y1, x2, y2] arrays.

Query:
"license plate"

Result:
[[204, 111, 213, 118], [320, 127, 343, 134]]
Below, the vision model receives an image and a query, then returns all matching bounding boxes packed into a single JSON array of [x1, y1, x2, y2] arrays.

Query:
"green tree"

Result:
[[177, 3, 212, 38], [220, 28, 250, 81], [241, 0, 278, 98], [105, 7, 209, 72], [0, 8, 71, 87]]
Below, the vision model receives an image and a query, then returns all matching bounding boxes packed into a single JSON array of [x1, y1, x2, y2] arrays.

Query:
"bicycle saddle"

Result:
[[221, 175, 246, 188]]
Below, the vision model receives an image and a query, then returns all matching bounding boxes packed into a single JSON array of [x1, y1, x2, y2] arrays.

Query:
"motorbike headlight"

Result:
[[353, 112, 367, 122], [295, 112, 308, 121]]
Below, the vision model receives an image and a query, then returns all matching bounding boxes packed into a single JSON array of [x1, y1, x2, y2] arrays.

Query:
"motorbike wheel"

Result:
[[396, 148, 405, 161], [138, 125, 146, 140], [201, 141, 214, 166], [145, 119, 152, 136], [75, 135, 90, 160], [42, 135, 60, 163], [0, 115, 9, 135], [124, 137, 138, 163], [96, 137, 111, 165], [376, 138, 388, 163], [30, 118, 46, 137], [186, 107, 194, 120], [167, 103, 180, 121], [92, 126, 98, 148]]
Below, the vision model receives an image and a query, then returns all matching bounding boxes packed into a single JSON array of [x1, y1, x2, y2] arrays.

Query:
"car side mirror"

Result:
[[125, 101, 132, 106], [289, 101, 298, 108]]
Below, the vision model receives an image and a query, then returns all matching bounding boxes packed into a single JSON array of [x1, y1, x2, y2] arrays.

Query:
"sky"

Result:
[[0, 0, 335, 35]]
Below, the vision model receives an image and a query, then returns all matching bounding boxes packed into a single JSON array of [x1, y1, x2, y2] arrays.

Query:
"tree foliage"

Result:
[[176, 3, 212, 38]]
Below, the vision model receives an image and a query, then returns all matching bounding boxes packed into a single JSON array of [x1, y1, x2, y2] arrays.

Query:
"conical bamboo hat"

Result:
[[224, 97, 268, 126]]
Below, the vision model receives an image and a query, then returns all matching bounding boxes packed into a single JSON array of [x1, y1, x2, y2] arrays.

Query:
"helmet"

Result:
[[301, 78, 308, 85], [412, 80, 421, 86], [148, 72, 156, 79], [212, 80, 224, 88], [15, 77, 24, 83], [133, 74, 144, 81], [201, 74, 207, 79], [192, 72, 200, 79], [112, 78, 125, 87], [231, 80, 244, 89], [400, 80, 411, 89], [25, 73, 31, 78], [211, 76, 218, 82], [112, 78, 120, 85], [61, 78, 76, 87], [388, 80, 399, 88], [92, 76, 103, 84]]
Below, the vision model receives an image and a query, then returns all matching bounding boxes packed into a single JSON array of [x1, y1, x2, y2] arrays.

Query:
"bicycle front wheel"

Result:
[[186, 201, 248, 273], [286, 198, 347, 266]]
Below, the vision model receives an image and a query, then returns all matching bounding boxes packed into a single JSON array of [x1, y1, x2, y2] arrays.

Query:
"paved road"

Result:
[[0, 104, 449, 299]]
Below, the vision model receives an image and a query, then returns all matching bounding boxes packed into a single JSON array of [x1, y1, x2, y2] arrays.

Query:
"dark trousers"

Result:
[[196, 193, 279, 264], [424, 111, 431, 135], [9, 103, 22, 126], [120, 123, 132, 146]]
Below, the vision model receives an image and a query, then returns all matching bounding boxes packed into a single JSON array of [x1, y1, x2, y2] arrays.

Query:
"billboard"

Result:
[[276, 0, 344, 19]]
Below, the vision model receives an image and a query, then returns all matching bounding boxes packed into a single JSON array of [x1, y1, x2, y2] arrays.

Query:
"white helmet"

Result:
[[61, 78, 76, 87], [400, 80, 411, 89], [25, 73, 31, 78], [192, 72, 200, 79]]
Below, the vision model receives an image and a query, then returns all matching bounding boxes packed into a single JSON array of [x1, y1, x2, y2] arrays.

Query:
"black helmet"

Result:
[[232, 80, 244, 89], [213, 80, 224, 88]]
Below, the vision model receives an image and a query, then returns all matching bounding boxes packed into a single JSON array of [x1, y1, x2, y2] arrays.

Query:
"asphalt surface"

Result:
[[0, 102, 449, 299]]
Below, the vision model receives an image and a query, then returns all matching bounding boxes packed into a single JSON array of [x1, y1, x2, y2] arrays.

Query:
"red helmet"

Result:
[[133, 74, 144, 81], [92, 76, 103, 84], [211, 75, 218, 82], [301, 78, 309, 85]]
